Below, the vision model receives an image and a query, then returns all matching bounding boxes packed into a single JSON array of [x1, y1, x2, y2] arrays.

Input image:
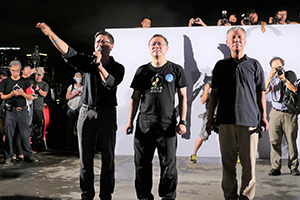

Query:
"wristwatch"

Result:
[[179, 120, 187, 126], [282, 79, 287, 84]]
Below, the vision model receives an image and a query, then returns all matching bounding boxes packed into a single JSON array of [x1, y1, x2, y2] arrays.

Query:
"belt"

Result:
[[273, 107, 290, 113], [13, 106, 27, 111], [82, 104, 115, 111]]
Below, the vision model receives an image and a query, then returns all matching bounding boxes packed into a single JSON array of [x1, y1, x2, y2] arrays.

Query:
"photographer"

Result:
[[268, 8, 299, 25], [217, 11, 238, 26], [241, 10, 267, 33], [0, 61, 38, 164], [265, 57, 300, 176], [188, 17, 207, 27]]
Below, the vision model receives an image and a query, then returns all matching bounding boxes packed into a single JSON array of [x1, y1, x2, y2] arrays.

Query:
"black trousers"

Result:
[[134, 124, 178, 200], [32, 109, 44, 137], [4, 110, 32, 159], [77, 105, 117, 200]]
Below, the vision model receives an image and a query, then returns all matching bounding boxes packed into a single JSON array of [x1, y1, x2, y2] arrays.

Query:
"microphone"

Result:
[[91, 47, 102, 64]]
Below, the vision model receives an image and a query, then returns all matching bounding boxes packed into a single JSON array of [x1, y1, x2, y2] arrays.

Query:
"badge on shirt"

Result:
[[150, 74, 163, 93], [165, 74, 174, 83]]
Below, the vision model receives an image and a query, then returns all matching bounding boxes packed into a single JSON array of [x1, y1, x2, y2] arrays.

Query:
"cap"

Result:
[[36, 67, 45, 75]]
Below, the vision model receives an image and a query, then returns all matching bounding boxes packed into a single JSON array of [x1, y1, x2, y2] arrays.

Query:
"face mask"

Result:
[[75, 77, 82, 83]]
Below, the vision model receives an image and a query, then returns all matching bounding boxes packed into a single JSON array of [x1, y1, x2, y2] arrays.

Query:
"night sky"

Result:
[[1, 0, 300, 81]]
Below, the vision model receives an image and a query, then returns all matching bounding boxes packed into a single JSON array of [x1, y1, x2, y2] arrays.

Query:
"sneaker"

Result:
[[268, 168, 281, 176], [291, 169, 300, 176], [4, 159, 13, 165], [190, 154, 197, 163], [24, 156, 38, 163]]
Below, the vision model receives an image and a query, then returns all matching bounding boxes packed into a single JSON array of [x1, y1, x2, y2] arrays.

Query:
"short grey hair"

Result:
[[9, 60, 22, 69], [226, 27, 247, 38]]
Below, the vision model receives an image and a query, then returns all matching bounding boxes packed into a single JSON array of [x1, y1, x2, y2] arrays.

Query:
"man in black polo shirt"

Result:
[[206, 27, 269, 200], [37, 22, 125, 200], [125, 34, 188, 200], [0, 61, 38, 164]]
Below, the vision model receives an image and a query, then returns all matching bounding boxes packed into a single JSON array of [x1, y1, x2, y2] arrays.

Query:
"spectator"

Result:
[[206, 27, 268, 200], [265, 57, 300, 176], [36, 22, 125, 200], [65, 72, 83, 150], [0, 61, 38, 164], [190, 80, 213, 163], [188, 17, 207, 27], [138, 16, 152, 28], [0, 69, 8, 154], [125, 34, 188, 200], [32, 67, 49, 151]]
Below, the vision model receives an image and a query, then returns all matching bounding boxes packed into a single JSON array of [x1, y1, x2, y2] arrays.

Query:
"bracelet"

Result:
[[179, 120, 187, 126], [52, 37, 59, 43]]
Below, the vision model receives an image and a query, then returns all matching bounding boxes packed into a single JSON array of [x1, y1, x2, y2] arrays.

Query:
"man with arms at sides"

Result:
[[36, 22, 125, 200], [125, 34, 188, 200], [206, 27, 269, 200]]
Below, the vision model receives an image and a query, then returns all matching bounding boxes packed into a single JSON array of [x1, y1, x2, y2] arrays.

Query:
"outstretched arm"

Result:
[[36, 22, 69, 55]]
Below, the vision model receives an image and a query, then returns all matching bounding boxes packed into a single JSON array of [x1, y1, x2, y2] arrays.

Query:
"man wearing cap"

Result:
[[32, 67, 49, 147]]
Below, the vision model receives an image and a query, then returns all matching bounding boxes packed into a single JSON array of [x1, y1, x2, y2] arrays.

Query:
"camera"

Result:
[[275, 66, 284, 76], [193, 19, 199, 23], [272, 15, 280, 24], [241, 14, 251, 25], [221, 10, 228, 25], [13, 84, 21, 91]]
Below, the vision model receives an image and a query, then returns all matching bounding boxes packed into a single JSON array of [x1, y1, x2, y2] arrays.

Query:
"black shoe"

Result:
[[268, 168, 281, 176], [291, 169, 300, 176], [24, 156, 38, 163]]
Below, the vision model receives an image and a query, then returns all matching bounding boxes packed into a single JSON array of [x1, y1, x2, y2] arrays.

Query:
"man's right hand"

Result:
[[36, 22, 52, 36]]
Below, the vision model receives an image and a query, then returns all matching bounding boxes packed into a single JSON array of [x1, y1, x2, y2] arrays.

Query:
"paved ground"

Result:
[[0, 150, 300, 200]]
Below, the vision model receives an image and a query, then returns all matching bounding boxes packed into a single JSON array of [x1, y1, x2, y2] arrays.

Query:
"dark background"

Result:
[[1, 0, 300, 82], [0, 0, 300, 149]]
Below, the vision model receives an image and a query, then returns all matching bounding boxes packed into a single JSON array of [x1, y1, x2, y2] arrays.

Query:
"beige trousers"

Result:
[[219, 124, 259, 200]]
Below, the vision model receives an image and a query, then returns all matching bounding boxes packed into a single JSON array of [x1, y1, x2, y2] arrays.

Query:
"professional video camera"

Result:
[[275, 66, 284, 76], [221, 10, 229, 25], [241, 14, 251, 25]]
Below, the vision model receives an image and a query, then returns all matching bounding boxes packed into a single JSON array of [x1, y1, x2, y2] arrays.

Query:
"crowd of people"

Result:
[[188, 8, 298, 33], [0, 63, 49, 164], [0, 9, 299, 200]]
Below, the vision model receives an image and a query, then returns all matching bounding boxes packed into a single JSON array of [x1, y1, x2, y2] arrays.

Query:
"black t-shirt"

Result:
[[0, 77, 30, 107], [131, 61, 188, 132]]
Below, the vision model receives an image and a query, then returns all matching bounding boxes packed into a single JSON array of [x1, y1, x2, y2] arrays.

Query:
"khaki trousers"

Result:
[[269, 108, 299, 170], [219, 124, 259, 200]]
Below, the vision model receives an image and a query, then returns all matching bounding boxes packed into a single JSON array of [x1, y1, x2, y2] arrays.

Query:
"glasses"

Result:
[[95, 39, 111, 45], [149, 42, 167, 47]]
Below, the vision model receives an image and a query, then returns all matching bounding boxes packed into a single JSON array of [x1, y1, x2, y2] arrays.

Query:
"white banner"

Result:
[[107, 25, 300, 158]]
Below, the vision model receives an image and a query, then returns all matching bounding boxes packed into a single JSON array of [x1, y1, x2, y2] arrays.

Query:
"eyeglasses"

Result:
[[95, 39, 111, 44], [149, 42, 167, 47]]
